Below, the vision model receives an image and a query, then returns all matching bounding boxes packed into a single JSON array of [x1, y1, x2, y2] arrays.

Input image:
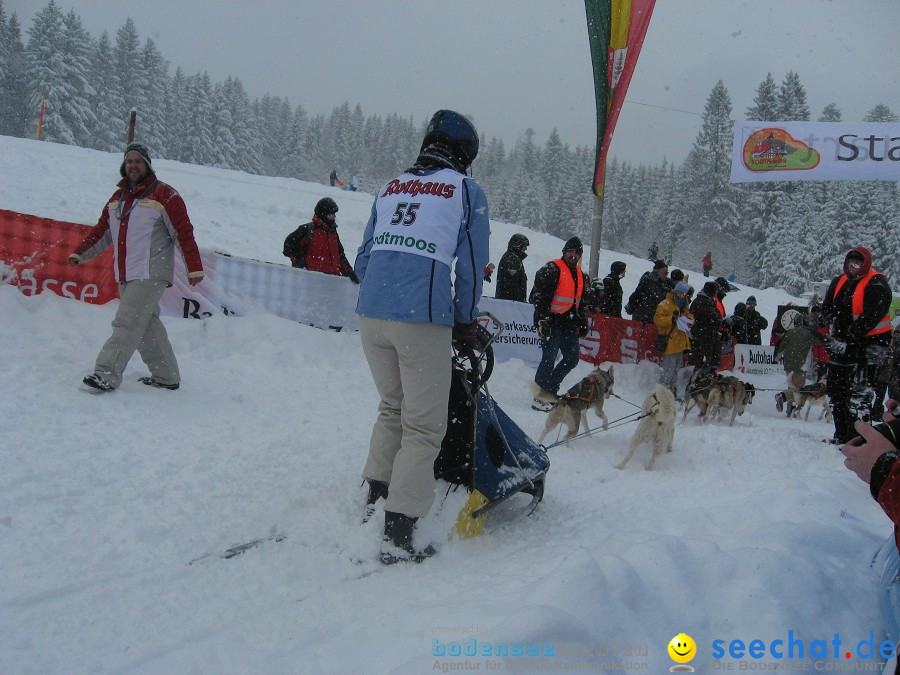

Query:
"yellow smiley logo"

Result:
[[668, 633, 696, 664]]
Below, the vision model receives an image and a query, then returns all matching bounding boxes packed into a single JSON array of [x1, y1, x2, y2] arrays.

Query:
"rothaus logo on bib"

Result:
[[371, 169, 465, 267]]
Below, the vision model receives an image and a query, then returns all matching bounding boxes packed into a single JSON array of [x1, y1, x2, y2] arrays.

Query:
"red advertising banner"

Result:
[[581, 311, 734, 371], [1, 209, 361, 332], [0, 209, 118, 303]]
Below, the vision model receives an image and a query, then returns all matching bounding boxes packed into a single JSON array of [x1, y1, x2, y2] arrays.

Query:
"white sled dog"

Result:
[[537, 367, 614, 446], [616, 384, 677, 470]]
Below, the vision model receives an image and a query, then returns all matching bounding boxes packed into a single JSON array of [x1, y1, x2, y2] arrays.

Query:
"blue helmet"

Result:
[[421, 110, 479, 170]]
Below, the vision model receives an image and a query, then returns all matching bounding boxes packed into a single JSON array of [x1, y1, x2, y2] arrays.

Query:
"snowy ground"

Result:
[[0, 137, 894, 674]]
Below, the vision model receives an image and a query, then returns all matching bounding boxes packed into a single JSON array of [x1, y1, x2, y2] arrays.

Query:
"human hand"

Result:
[[884, 399, 899, 423], [189, 273, 204, 286], [538, 320, 551, 341], [825, 335, 847, 356], [840, 420, 897, 484], [452, 321, 479, 350]]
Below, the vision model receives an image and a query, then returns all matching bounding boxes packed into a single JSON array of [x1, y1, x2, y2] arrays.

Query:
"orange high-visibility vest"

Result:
[[715, 297, 725, 318], [832, 270, 892, 336], [550, 260, 583, 313]]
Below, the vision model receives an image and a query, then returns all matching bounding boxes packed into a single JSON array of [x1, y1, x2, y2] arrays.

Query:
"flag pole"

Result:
[[589, 195, 603, 279]]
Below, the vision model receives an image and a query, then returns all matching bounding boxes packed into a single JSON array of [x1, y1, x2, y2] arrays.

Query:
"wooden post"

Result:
[[127, 110, 136, 143]]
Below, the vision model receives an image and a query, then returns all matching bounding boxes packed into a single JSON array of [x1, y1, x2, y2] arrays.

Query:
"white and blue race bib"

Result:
[[370, 169, 465, 267]]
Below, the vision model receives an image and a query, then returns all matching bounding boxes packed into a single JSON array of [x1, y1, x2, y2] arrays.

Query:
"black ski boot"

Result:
[[362, 480, 389, 523], [380, 511, 436, 565]]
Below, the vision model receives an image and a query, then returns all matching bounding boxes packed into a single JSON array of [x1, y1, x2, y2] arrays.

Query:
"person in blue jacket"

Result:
[[354, 110, 490, 565]]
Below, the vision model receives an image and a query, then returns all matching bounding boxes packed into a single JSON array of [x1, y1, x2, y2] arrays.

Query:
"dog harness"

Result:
[[563, 378, 597, 403]]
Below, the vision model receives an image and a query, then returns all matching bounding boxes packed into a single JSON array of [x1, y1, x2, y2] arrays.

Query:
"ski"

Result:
[[188, 533, 286, 565]]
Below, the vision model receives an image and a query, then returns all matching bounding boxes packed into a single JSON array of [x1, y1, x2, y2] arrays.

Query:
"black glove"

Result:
[[452, 321, 479, 350], [538, 319, 551, 341], [825, 335, 847, 356], [578, 320, 589, 338]]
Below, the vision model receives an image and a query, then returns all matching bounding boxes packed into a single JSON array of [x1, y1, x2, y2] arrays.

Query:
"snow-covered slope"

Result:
[[0, 136, 891, 674]]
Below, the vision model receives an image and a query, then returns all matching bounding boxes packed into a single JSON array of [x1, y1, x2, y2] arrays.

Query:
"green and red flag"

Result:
[[585, 0, 656, 198]]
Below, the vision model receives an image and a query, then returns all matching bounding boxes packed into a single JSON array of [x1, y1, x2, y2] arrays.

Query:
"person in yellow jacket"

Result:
[[654, 281, 694, 396]]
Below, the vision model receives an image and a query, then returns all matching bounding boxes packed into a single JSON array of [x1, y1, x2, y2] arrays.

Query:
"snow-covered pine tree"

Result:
[[0, 5, 29, 137], [24, 0, 72, 142], [818, 103, 842, 123], [210, 81, 237, 169], [778, 71, 810, 121], [139, 36, 169, 157], [88, 31, 125, 152], [58, 10, 96, 148], [113, 18, 145, 141], [181, 72, 215, 166], [681, 80, 742, 269], [745, 73, 779, 121]]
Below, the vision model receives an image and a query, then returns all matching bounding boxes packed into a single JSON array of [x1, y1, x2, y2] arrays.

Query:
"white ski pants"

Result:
[[94, 279, 179, 388], [359, 317, 452, 519]]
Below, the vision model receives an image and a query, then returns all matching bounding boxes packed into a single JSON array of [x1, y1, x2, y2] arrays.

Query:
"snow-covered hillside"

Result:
[[0, 137, 893, 674]]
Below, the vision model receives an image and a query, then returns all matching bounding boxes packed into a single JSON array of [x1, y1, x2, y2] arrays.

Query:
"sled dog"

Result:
[[616, 384, 677, 470], [708, 376, 755, 426], [538, 367, 614, 446], [681, 367, 720, 424], [791, 381, 832, 421]]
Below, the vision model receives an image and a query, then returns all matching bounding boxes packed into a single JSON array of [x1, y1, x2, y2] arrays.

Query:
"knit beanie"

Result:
[[674, 282, 690, 294], [120, 142, 152, 178], [562, 237, 583, 254]]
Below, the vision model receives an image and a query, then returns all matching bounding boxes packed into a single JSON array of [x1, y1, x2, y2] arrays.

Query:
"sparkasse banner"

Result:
[[730, 120, 900, 183]]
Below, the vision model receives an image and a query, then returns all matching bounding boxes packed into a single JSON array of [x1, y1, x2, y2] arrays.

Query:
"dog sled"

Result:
[[434, 313, 550, 539]]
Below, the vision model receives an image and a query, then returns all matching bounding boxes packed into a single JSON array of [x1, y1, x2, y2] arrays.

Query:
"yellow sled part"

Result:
[[450, 490, 490, 540]]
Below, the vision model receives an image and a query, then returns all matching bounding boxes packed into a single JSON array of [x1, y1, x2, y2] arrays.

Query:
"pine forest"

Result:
[[1, 0, 898, 293]]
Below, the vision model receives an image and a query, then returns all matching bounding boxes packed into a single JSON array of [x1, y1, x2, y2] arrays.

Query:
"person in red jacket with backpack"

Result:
[[283, 198, 358, 282]]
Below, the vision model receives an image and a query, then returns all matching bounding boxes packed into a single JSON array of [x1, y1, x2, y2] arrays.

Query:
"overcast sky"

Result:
[[9, 0, 900, 166]]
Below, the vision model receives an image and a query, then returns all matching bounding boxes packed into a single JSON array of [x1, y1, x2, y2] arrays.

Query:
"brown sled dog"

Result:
[[538, 367, 614, 446], [790, 380, 832, 421], [616, 384, 677, 470], [681, 367, 721, 424], [707, 375, 755, 426]]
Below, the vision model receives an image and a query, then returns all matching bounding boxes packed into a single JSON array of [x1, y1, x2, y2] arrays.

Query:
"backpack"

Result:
[[283, 224, 312, 268]]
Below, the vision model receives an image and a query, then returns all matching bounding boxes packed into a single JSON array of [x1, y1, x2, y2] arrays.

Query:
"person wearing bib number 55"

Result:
[[354, 110, 490, 564]]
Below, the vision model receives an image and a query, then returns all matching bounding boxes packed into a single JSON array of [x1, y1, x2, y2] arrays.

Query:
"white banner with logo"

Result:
[[731, 121, 900, 183], [162, 250, 360, 331], [731, 344, 786, 390], [478, 297, 542, 367]]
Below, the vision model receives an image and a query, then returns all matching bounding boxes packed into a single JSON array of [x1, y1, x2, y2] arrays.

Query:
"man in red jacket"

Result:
[[283, 198, 358, 282], [68, 143, 204, 392]]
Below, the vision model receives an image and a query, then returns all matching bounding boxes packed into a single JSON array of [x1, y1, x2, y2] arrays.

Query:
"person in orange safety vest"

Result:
[[822, 246, 892, 443], [529, 237, 599, 411]]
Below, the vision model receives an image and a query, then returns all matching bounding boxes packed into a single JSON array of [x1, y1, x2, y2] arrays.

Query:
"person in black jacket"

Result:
[[495, 234, 529, 302], [727, 302, 749, 344], [744, 295, 769, 345], [822, 246, 893, 443], [596, 261, 626, 317], [626, 259, 669, 323], [530, 237, 597, 411], [689, 281, 724, 370]]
